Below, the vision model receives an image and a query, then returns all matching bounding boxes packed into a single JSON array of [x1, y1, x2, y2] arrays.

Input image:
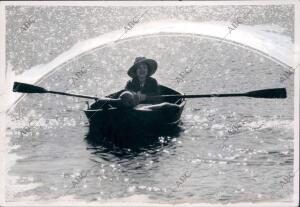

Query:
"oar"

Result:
[[153, 88, 287, 99], [13, 82, 287, 103], [13, 82, 121, 103]]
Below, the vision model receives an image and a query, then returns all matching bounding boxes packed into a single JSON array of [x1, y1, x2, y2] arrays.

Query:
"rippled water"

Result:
[[6, 36, 294, 203]]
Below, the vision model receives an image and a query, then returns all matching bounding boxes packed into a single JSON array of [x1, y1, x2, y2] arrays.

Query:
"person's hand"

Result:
[[120, 91, 139, 107], [137, 92, 146, 102]]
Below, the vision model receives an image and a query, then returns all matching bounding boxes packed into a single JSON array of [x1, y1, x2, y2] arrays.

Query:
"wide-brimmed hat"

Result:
[[127, 57, 157, 78]]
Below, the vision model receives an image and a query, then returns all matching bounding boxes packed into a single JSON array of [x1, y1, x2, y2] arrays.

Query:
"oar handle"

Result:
[[157, 93, 244, 98], [150, 88, 287, 99], [48, 91, 99, 100], [48, 91, 122, 103]]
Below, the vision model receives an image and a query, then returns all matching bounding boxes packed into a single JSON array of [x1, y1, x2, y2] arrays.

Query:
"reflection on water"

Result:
[[6, 36, 294, 203], [85, 123, 183, 152]]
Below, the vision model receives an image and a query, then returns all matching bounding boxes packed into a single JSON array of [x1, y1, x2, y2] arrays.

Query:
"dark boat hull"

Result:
[[84, 85, 186, 147]]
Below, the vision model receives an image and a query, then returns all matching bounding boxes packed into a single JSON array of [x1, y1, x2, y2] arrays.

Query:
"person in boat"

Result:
[[120, 57, 160, 106], [120, 57, 180, 112]]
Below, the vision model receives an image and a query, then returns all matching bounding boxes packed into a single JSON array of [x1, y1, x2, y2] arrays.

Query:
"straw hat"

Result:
[[127, 57, 158, 78]]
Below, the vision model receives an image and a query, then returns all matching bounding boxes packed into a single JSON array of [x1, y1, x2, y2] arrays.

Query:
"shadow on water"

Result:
[[85, 123, 184, 157]]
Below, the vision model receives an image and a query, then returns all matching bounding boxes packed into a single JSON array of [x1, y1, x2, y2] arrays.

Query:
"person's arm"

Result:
[[124, 80, 142, 103], [153, 79, 160, 96], [147, 79, 160, 96], [125, 80, 132, 91], [145, 79, 162, 103]]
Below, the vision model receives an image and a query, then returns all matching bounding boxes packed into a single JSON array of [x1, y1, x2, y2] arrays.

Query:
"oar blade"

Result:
[[246, 88, 287, 99], [13, 82, 47, 93]]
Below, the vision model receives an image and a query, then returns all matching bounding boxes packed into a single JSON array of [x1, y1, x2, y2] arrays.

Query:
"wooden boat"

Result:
[[84, 85, 186, 147]]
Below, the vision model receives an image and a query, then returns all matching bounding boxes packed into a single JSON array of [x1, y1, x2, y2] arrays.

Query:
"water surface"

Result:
[[6, 36, 294, 203]]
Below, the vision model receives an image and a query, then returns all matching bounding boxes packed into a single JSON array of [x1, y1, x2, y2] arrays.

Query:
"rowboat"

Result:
[[84, 85, 186, 147]]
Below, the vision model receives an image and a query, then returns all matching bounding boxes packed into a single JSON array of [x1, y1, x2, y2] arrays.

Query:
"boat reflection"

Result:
[[85, 124, 184, 155]]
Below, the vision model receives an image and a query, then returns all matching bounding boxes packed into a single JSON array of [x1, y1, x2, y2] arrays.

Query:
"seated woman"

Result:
[[119, 57, 180, 111], [120, 57, 160, 106]]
